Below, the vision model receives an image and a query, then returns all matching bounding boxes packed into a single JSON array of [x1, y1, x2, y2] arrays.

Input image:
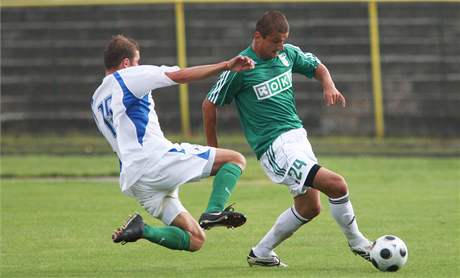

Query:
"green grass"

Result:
[[2, 133, 460, 156], [0, 155, 119, 177], [1, 156, 459, 277]]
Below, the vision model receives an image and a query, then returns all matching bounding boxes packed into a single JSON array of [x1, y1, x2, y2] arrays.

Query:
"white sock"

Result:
[[253, 206, 310, 257], [329, 193, 367, 247]]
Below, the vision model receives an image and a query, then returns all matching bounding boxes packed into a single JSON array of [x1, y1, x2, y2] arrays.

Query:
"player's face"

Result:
[[256, 31, 289, 59]]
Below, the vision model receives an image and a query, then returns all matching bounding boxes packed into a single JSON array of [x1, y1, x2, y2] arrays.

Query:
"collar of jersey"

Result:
[[246, 46, 279, 64]]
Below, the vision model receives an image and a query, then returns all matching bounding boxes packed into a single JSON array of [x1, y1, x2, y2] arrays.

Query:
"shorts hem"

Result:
[[304, 164, 321, 188]]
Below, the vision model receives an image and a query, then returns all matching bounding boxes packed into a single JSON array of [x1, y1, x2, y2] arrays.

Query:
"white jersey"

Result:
[[91, 65, 180, 193]]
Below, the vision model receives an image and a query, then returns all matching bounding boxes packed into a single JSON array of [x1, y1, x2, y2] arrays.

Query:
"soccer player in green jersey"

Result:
[[202, 11, 373, 267]]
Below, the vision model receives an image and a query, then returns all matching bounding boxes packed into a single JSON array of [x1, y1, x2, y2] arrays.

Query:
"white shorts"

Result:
[[260, 128, 321, 197], [129, 143, 216, 225]]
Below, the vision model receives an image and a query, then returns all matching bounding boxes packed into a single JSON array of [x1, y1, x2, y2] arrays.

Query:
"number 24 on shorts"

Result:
[[288, 159, 307, 184]]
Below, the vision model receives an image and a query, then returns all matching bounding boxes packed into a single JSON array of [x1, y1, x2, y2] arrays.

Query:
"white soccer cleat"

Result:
[[247, 249, 288, 267], [349, 240, 374, 261]]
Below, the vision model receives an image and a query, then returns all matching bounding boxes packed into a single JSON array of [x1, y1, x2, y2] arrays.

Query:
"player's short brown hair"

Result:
[[255, 10, 289, 38], [104, 34, 140, 70]]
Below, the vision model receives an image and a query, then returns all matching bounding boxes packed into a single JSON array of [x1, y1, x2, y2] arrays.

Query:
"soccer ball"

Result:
[[370, 235, 408, 272]]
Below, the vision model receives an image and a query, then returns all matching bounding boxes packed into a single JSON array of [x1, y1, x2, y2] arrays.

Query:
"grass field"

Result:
[[1, 155, 459, 277]]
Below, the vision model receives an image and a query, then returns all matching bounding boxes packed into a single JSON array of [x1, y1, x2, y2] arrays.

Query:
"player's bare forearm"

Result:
[[314, 63, 335, 90], [166, 62, 228, 83], [166, 56, 254, 84], [314, 63, 346, 107], [202, 99, 219, 147]]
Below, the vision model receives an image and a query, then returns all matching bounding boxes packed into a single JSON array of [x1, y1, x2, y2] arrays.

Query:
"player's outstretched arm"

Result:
[[202, 99, 219, 147], [166, 56, 254, 84], [314, 63, 346, 107]]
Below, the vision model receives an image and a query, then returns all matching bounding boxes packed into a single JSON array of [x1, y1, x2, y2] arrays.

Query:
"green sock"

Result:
[[205, 162, 242, 213], [143, 224, 190, 251]]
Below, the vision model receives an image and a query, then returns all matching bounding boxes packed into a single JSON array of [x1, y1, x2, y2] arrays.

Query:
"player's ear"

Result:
[[254, 31, 263, 41], [120, 57, 131, 69]]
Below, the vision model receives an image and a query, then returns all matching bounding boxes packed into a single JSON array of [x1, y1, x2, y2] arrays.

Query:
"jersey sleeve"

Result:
[[285, 44, 321, 79], [119, 65, 180, 98], [206, 70, 241, 106]]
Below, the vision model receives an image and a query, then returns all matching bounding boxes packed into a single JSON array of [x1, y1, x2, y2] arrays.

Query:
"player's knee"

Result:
[[330, 174, 348, 198], [189, 230, 206, 252], [231, 151, 246, 171]]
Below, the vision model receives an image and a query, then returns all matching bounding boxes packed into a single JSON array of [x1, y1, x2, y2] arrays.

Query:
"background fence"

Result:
[[1, 1, 459, 137]]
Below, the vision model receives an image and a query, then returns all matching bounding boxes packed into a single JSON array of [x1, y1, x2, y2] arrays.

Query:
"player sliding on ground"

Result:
[[202, 11, 373, 266], [91, 35, 254, 252]]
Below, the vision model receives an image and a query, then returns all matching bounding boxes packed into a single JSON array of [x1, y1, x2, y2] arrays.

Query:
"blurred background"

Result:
[[1, 0, 460, 156], [2, 3, 459, 277]]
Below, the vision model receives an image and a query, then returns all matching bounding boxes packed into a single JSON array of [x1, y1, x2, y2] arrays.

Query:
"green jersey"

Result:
[[207, 44, 320, 159]]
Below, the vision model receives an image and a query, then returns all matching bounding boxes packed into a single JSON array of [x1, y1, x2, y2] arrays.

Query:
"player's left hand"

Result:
[[227, 55, 255, 72], [323, 86, 346, 107]]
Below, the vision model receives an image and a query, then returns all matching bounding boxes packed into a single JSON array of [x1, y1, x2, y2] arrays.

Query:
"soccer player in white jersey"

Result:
[[91, 35, 255, 252], [202, 11, 373, 267]]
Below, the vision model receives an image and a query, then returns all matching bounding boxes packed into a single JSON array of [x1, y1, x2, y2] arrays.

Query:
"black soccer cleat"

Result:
[[199, 203, 246, 230], [112, 213, 144, 245]]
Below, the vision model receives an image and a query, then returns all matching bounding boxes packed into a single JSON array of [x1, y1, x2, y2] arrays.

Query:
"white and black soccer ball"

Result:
[[370, 235, 408, 272]]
